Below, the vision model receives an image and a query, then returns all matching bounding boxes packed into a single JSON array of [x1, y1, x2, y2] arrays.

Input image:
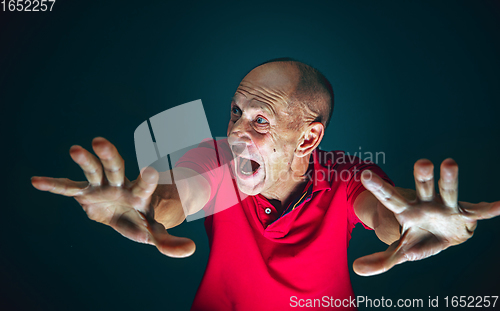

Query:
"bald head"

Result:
[[255, 58, 334, 129]]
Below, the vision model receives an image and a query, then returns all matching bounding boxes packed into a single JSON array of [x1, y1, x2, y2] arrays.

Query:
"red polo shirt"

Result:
[[176, 139, 393, 310]]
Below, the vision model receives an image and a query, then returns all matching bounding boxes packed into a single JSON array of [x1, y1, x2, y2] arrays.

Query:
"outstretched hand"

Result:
[[31, 137, 195, 258], [354, 158, 500, 276]]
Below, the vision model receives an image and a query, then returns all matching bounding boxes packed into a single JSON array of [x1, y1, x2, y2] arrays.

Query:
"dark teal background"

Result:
[[1, 0, 499, 310]]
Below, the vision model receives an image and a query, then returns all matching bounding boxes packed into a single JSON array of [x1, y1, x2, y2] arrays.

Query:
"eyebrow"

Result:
[[254, 99, 275, 116], [231, 95, 276, 117]]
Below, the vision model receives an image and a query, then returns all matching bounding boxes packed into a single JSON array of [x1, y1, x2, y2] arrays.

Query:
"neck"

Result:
[[261, 153, 312, 211]]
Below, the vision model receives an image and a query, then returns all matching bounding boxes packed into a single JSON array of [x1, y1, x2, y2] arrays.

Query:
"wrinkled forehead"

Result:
[[240, 63, 299, 93], [241, 63, 300, 93], [234, 63, 300, 115]]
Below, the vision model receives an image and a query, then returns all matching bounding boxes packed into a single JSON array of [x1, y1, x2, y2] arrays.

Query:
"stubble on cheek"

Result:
[[260, 119, 301, 185], [266, 150, 293, 184]]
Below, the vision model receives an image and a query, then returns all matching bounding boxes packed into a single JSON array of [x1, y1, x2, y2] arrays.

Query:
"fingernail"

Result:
[[361, 170, 373, 182]]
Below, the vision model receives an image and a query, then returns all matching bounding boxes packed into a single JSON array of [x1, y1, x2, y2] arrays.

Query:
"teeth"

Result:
[[239, 157, 259, 176], [239, 158, 253, 175]]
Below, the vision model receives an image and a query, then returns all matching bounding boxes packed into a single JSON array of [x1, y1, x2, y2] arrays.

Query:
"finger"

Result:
[[353, 229, 444, 276], [353, 239, 407, 276], [414, 159, 435, 202], [112, 209, 151, 242], [92, 137, 125, 187], [148, 222, 196, 258], [459, 201, 500, 221], [438, 158, 458, 209], [31, 176, 88, 197], [361, 170, 408, 214], [69, 145, 104, 185], [131, 167, 159, 200], [111, 211, 195, 258]]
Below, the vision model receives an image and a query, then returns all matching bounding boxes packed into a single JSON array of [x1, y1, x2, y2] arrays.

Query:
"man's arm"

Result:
[[354, 187, 415, 245], [151, 167, 210, 229]]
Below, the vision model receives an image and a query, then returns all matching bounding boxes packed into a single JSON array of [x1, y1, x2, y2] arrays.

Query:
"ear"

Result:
[[295, 122, 324, 157]]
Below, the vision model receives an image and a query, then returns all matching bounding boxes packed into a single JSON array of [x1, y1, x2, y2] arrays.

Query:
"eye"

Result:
[[231, 106, 241, 115], [256, 117, 268, 124]]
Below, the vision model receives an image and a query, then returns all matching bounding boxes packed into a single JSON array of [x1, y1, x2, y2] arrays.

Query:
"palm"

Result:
[[354, 158, 500, 276], [389, 200, 473, 261], [74, 181, 153, 243], [32, 137, 194, 258]]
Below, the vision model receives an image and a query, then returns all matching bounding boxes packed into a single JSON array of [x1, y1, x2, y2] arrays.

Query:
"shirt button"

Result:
[[264, 207, 272, 215]]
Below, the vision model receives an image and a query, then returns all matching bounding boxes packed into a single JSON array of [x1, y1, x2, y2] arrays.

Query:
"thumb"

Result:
[[353, 240, 407, 276], [149, 222, 196, 258]]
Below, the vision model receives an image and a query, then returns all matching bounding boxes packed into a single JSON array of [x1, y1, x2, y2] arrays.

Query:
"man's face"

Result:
[[227, 64, 304, 196]]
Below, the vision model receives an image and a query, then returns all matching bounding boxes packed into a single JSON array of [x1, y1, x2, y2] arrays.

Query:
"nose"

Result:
[[228, 132, 251, 155], [228, 120, 253, 157], [231, 143, 247, 156], [228, 118, 253, 141]]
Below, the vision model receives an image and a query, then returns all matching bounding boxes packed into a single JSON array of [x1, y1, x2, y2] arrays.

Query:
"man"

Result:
[[31, 59, 500, 310]]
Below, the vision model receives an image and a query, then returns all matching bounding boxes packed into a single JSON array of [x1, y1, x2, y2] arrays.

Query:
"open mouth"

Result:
[[237, 156, 261, 176]]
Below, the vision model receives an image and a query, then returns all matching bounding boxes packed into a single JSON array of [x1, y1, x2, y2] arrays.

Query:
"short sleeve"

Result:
[[174, 138, 239, 217], [174, 139, 223, 205]]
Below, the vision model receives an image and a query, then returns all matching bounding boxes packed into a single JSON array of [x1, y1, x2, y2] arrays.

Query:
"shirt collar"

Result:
[[309, 148, 332, 193]]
